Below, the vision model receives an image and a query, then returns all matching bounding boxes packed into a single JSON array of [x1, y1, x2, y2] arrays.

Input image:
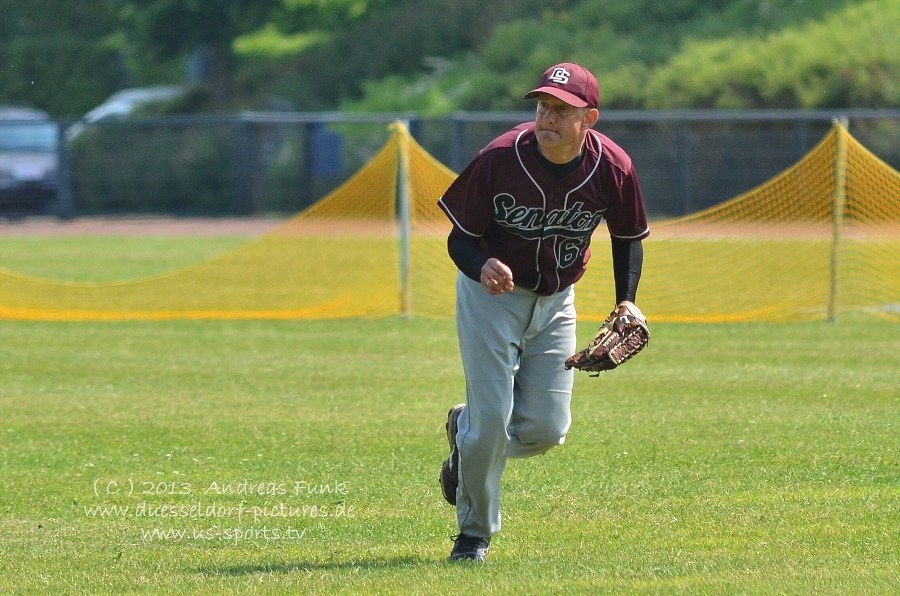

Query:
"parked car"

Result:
[[0, 106, 59, 213], [82, 86, 186, 122], [65, 86, 186, 142]]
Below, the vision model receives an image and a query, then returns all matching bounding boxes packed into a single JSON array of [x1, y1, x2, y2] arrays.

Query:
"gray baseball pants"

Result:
[[454, 272, 577, 539]]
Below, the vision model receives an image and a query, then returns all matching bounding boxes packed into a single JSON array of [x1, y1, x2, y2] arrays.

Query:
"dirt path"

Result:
[[0, 216, 285, 236]]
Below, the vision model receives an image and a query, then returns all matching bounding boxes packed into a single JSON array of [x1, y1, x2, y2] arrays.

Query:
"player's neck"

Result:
[[534, 142, 584, 179], [535, 144, 584, 166], [536, 140, 585, 165]]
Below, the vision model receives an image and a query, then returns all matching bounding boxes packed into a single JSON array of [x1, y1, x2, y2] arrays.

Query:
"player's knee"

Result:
[[512, 432, 566, 458], [517, 418, 570, 453], [459, 406, 512, 453], [536, 427, 569, 451]]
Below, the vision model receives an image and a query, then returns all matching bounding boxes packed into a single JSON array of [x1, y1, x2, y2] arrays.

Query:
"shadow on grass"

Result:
[[193, 556, 437, 576]]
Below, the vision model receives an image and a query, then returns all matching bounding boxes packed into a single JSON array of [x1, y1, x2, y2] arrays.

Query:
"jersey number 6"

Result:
[[557, 238, 587, 269]]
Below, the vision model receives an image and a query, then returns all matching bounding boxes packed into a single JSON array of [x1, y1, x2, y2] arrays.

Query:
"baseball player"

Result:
[[437, 62, 650, 562]]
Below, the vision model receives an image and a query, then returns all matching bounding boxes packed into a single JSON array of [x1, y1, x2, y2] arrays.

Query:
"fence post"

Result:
[[451, 116, 467, 173], [676, 120, 692, 215], [396, 121, 413, 318], [828, 117, 849, 323], [55, 120, 74, 219], [231, 117, 253, 215]]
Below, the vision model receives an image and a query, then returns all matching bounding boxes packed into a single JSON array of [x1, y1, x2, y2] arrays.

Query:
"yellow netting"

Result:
[[0, 122, 897, 322], [628, 124, 900, 322], [0, 134, 403, 320]]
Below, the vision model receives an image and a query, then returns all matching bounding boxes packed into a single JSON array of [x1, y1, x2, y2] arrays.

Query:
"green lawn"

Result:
[[0, 236, 250, 282], [1, 318, 897, 594], [0, 234, 897, 593]]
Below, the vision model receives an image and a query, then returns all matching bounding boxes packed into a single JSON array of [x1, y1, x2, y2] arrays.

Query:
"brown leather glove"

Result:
[[565, 302, 649, 375]]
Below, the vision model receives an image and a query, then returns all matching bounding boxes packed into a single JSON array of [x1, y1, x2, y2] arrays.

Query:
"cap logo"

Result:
[[548, 67, 570, 85]]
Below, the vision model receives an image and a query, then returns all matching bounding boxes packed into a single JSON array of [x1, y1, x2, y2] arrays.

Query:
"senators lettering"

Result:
[[493, 194, 604, 240]]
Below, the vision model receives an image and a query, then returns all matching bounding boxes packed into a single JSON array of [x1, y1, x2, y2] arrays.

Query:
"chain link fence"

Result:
[[4, 110, 898, 219]]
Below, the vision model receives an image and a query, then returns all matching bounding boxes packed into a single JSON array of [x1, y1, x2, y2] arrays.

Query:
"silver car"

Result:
[[0, 106, 59, 213]]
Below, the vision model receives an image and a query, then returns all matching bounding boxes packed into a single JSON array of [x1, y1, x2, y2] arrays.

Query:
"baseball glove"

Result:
[[565, 302, 649, 375]]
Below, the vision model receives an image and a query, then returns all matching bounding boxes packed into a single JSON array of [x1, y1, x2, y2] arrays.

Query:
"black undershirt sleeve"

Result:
[[611, 237, 643, 303], [447, 227, 488, 283]]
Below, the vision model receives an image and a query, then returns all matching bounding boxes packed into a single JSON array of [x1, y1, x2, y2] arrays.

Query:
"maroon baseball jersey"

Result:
[[438, 122, 650, 295]]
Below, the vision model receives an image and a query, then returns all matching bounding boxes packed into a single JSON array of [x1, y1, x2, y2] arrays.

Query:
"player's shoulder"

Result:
[[480, 122, 534, 155], [588, 129, 634, 174]]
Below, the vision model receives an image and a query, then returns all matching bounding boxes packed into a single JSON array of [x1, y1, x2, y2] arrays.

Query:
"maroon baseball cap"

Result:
[[524, 63, 599, 108]]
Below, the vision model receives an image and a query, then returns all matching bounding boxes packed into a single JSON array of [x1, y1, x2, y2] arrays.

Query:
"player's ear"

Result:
[[583, 108, 599, 130]]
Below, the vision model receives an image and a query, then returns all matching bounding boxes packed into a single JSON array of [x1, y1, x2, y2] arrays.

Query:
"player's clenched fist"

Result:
[[480, 258, 515, 295]]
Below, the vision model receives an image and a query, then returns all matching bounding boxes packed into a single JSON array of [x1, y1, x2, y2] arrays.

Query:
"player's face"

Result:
[[534, 94, 598, 163]]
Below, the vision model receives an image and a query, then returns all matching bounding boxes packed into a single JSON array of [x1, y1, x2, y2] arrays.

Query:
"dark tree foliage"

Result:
[[0, 0, 896, 116], [0, 0, 125, 115]]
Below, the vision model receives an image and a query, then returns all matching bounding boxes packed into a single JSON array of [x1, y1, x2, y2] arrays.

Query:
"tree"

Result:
[[124, 0, 282, 107], [0, 0, 125, 116]]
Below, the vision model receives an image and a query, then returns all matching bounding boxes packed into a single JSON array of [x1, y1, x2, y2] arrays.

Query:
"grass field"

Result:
[[0, 234, 898, 593]]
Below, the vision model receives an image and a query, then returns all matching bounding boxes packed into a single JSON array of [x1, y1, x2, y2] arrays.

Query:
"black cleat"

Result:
[[439, 404, 465, 506], [449, 533, 490, 562]]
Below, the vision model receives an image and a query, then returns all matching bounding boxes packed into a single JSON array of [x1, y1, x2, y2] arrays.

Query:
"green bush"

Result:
[[638, 0, 900, 109], [69, 121, 235, 215]]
